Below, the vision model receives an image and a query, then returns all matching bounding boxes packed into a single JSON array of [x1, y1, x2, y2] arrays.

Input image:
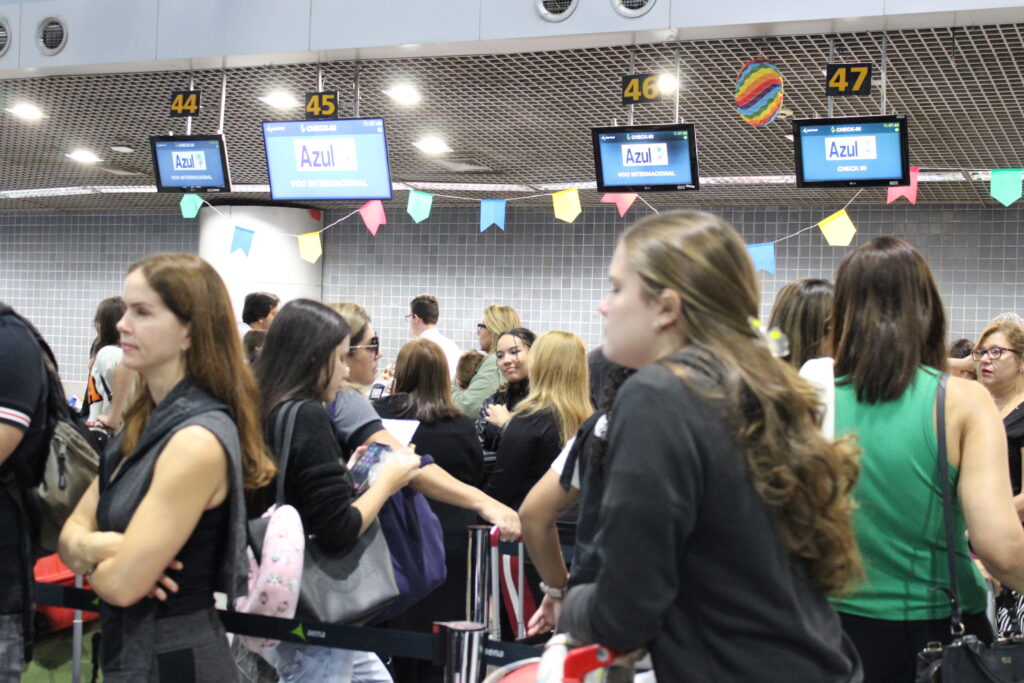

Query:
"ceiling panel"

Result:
[[0, 22, 1019, 210]]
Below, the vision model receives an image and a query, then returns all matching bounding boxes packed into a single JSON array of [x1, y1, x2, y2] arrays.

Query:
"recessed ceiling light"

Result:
[[5, 102, 45, 120], [258, 91, 300, 109], [413, 137, 452, 155], [384, 84, 421, 105], [110, 144, 135, 154], [65, 149, 102, 164], [657, 74, 678, 95]]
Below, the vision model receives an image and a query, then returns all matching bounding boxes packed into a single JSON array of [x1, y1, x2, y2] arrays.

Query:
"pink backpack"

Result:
[[235, 504, 305, 653]]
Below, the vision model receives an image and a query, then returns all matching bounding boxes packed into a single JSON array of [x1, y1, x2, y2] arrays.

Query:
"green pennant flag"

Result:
[[406, 190, 433, 223]]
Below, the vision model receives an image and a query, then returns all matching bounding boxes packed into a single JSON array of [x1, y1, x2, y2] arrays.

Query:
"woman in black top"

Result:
[[973, 319, 1024, 634], [477, 327, 535, 453], [373, 336, 485, 682], [485, 330, 591, 510], [251, 299, 420, 682], [60, 253, 277, 681], [559, 211, 863, 682]]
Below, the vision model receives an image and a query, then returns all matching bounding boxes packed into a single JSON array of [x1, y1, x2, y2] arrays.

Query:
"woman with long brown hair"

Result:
[[559, 211, 863, 682], [829, 237, 1024, 681], [59, 253, 276, 681], [768, 277, 834, 369]]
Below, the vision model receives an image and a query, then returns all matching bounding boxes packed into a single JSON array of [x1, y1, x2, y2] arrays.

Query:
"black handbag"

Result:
[[916, 373, 1024, 682], [248, 400, 399, 625]]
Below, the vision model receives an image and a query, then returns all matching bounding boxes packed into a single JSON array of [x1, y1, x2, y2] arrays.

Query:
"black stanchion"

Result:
[[33, 582, 539, 667]]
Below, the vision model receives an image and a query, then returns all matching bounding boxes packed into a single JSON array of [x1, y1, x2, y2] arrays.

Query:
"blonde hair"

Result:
[[620, 210, 862, 596], [328, 302, 371, 345], [977, 320, 1024, 392], [482, 305, 522, 338], [512, 331, 592, 445]]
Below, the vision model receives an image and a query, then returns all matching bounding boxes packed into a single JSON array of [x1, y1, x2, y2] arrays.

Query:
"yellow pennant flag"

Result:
[[297, 232, 323, 264], [552, 189, 582, 223], [817, 209, 857, 246]]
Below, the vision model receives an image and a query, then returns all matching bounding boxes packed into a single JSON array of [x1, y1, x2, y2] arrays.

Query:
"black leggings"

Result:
[[840, 610, 993, 683]]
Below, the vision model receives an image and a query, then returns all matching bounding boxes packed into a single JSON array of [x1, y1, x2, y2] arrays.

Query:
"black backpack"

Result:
[[0, 303, 102, 552]]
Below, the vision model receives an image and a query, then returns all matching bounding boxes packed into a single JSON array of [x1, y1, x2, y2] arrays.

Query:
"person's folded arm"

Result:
[[76, 426, 228, 607], [520, 469, 577, 587], [560, 374, 697, 650]]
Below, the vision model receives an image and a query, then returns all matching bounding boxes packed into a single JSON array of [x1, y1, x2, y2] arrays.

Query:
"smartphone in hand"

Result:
[[350, 442, 390, 491]]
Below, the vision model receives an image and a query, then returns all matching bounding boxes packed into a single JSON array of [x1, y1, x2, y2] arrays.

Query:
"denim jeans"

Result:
[[262, 642, 391, 683], [0, 614, 23, 683]]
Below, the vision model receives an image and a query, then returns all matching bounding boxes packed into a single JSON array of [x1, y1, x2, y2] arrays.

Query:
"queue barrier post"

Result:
[[466, 525, 499, 639], [433, 620, 486, 682]]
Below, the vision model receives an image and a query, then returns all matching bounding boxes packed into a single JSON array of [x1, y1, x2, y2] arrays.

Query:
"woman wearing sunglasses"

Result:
[[973, 320, 1024, 634]]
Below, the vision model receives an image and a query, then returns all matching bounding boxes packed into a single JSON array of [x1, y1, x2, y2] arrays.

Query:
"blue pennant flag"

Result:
[[480, 199, 507, 232], [746, 242, 776, 274], [230, 226, 255, 256]]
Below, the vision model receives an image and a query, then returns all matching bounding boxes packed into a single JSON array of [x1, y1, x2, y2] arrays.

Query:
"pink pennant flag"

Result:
[[359, 200, 387, 237], [886, 167, 920, 205], [601, 193, 638, 217]]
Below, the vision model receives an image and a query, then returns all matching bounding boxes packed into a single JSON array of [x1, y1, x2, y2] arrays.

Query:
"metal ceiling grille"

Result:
[[1, 22, 1022, 210]]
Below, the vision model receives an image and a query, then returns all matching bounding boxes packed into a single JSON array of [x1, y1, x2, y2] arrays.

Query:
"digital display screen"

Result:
[[150, 135, 231, 193], [591, 123, 699, 192], [262, 119, 393, 201], [793, 115, 910, 187]]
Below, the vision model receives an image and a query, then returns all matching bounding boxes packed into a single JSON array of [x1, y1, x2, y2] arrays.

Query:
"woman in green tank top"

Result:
[[827, 236, 1024, 682]]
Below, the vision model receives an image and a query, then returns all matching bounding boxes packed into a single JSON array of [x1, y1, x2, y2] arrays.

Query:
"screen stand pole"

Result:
[[627, 51, 635, 126], [353, 62, 361, 118], [217, 72, 227, 136], [826, 39, 834, 118], [673, 49, 681, 123], [879, 33, 887, 115], [186, 74, 194, 136]]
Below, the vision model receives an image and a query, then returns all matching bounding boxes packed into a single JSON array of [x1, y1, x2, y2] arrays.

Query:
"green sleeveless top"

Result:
[[832, 366, 987, 620]]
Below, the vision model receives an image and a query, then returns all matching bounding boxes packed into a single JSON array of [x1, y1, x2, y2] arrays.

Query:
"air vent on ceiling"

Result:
[[536, 0, 578, 23], [37, 17, 67, 56], [611, 0, 656, 18], [432, 157, 496, 173], [0, 18, 11, 58]]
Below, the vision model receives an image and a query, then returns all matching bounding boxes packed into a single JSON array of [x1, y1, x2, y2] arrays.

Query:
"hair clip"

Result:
[[748, 316, 791, 359]]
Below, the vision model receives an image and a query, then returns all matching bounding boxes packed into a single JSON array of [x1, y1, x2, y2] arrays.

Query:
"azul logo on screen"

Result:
[[293, 138, 358, 172], [824, 136, 877, 161], [621, 143, 669, 166], [172, 151, 207, 171]]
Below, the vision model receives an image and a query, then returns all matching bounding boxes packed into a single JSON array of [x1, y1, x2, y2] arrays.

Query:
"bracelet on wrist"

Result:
[[540, 581, 567, 599]]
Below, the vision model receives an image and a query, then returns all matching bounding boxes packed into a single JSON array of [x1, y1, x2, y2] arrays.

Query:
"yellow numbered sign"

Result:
[[169, 90, 201, 117], [825, 64, 873, 97], [621, 74, 662, 104], [305, 91, 339, 120]]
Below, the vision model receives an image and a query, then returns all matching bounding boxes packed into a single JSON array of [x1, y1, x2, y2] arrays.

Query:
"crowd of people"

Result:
[[2, 209, 1024, 682]]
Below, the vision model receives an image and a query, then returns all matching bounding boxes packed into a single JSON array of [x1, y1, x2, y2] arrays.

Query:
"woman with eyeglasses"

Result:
[[452, 305, 522, 418], [972, 320, 1024, 634], [326, 303, 520, 536], [477, 327, 537, 453], [825, 237, 1024, 681]]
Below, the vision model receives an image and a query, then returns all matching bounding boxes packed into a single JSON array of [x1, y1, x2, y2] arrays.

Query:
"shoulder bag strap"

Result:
[[273, 400, 305, 505], [934, 372, 965, 636]]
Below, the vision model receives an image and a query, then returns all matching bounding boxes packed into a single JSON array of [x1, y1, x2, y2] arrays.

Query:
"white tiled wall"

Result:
[[1, 203, 1020, 386]]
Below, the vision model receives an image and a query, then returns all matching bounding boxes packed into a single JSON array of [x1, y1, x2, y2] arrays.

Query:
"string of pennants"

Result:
[[178, 165, 1024, 269]]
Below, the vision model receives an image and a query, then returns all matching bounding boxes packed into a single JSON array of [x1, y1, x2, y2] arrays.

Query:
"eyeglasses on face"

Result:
[[349, 336, 380, 354], [971, 346, 1022, 361]]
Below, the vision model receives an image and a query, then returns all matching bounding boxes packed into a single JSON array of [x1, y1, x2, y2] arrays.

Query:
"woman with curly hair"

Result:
[[559, 211, 864, 682]]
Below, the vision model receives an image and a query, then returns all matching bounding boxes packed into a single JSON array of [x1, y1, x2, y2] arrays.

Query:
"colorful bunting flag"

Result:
[[818, 209, 857, 247], [552, 189, 582, 223], [990, 168, 1023, 207], [359, 200, 387, 236], [179, 193, 203, 219], [600, 193, 638, 217], [480, 199, 507, 232], [230, 226, 254, 256], [746, 242, 776, 274], [886, 167, 920, 205], [297, 232, 322, 264], [406, 190, 433, 223]]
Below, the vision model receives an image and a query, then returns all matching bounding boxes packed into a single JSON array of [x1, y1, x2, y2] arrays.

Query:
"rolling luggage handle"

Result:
[[489, 526, 537, 641]]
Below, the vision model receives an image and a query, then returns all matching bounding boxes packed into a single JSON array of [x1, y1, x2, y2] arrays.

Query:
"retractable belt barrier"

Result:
[[33, 582, 539, 668]]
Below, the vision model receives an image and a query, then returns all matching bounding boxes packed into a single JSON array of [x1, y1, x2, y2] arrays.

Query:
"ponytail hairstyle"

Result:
[[619, 210, 862, 596]]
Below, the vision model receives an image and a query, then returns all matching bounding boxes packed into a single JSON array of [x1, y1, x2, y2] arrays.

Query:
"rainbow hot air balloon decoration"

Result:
[[734, 58, 784, 127]]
